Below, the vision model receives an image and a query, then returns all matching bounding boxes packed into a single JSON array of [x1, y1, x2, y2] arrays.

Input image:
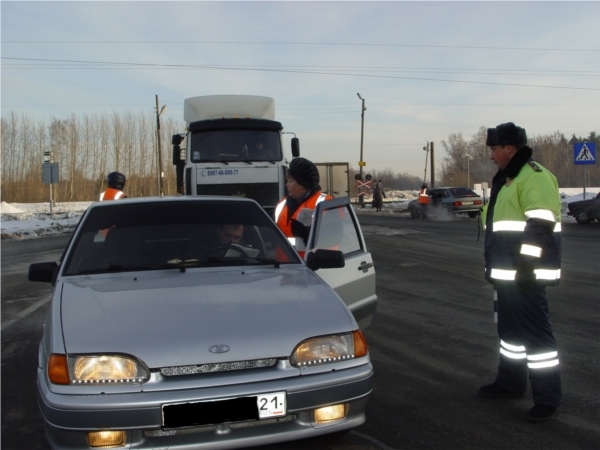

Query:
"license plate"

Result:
[[462, 201, 474, 205], [162, 392, 286, 428], [257, 392, 286, 419]]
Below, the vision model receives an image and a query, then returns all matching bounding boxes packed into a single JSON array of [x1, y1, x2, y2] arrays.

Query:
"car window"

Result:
[[453, 188, 479, 197], [62, 201, 301, 275], [312, 203, 362, 256]]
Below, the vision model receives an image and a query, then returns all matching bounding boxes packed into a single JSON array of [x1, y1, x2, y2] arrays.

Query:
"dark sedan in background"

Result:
[[409, 187, 483, 218], [567, 192, 600, 224]]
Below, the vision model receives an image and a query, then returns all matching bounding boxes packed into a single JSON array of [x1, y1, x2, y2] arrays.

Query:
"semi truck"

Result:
[[172, 95, 299, 216], [172, 95, 350, 215]]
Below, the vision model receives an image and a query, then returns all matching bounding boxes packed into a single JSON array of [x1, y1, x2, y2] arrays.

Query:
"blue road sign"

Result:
[[574, 142, 596, 165]]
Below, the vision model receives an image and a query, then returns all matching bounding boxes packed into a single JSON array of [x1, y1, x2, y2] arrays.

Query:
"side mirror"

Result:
[[172, 145, 181, 165], [306, 249, 345, 271], [29, 262, 58, 283], [291, 137, 300, 158], [172, 134, 184, 145]]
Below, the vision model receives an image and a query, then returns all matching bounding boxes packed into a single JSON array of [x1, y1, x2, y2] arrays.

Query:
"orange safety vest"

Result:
[[419, 187, 430, 205], [275, 191, 331, 258], [100, 188, 126, 201]]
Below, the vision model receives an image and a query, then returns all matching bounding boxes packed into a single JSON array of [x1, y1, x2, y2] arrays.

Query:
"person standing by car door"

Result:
[[275, 157, 332, 258], [480, 122, 562, 423], [100, 172, 127, 201], [418, 182, 430, 218]]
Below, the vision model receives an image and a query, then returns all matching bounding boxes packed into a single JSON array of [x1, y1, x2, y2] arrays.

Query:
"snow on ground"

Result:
[[1, 188, 597, 240]]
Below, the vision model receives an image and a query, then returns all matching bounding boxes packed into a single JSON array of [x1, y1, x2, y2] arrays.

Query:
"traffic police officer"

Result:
[[479, 122, 562, 423], [100, 172, 127, 201]]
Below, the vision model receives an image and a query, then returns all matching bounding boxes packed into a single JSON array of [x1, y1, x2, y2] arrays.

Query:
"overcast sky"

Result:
[[2, 1, 599, 177]]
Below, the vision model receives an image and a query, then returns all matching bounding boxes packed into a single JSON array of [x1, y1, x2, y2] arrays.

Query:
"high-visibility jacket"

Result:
[[419, 188, 430, 204], [274, 191, 330, 257], [100, 188, 126, 201], [482, 160, 561, 286]]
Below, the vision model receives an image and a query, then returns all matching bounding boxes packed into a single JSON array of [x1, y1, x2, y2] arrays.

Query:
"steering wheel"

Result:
[[200, 244, 252, 260]]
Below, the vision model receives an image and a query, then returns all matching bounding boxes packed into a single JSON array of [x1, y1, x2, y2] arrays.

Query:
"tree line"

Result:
[[1, 111, 597, 204]]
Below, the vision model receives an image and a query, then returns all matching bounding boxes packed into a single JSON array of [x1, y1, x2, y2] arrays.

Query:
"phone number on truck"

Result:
[[201, 169, 240, 177]]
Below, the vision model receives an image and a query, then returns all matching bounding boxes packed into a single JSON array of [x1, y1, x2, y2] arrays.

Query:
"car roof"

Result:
[[88, 195, 258, 210]]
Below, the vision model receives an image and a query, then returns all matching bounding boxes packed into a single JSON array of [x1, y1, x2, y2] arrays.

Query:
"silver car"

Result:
[[29, 196, 377, 449]]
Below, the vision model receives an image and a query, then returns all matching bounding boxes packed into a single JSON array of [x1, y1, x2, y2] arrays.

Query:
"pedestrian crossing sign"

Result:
[[574, 142, 596, 165]]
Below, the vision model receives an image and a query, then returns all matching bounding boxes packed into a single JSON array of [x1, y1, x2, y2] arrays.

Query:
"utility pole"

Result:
[[430, 142, 435, 188], [155, 95, 167, 197], [357, 93, 366, 207], [423, 141, 429, 183]]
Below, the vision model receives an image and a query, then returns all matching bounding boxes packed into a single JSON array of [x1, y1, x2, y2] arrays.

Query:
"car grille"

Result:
[[196, 182, 280, 209], [160, 358, 277, 376]]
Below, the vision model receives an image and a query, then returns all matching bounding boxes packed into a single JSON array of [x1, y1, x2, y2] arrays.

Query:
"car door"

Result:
[[305, 197, 377, 329]]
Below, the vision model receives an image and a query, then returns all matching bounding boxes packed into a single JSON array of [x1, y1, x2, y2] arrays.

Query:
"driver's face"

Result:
[[217, 224, 244, 245]]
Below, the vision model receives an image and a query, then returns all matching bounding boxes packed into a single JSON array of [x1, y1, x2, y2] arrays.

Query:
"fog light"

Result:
[[314, 404, 347, 423], [87, 430, 126, 448]]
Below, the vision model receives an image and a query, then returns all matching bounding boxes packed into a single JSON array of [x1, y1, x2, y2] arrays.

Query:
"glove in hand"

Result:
[[515, 259, 536, 289], [290, 219, 310, 245]]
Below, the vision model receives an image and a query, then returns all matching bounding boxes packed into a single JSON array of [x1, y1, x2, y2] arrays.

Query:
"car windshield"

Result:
[[62, 200, 301, 275], [190, 130, 282, 163]]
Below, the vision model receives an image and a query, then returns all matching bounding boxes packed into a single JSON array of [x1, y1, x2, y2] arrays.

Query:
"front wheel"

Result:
[[574, 208, 592, 224], [409, 205, 421, 218]]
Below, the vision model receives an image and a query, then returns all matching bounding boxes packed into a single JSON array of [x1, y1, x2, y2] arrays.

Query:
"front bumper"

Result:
[[38, 362, 373, 449]]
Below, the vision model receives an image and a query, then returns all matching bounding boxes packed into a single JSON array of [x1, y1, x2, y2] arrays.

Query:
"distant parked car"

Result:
[[567, 192, 600, 224], [408, 187, 483, 218]]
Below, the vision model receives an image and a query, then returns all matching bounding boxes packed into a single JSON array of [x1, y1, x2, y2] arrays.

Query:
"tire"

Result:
[[574, 208, 592, 224], [468, 211, 478, 218]]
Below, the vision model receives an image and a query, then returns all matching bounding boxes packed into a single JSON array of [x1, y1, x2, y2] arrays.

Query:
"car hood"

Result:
[[60, 267, 355, 369]]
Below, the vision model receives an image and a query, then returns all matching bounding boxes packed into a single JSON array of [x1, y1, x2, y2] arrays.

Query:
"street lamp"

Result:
[[465, 153, 471, 189], [155, 95, 167, 197], [357, 93, 366, 207]]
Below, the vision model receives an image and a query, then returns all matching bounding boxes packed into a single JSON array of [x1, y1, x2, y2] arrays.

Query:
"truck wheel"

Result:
[[409, 206, 420, 219], [574, 208, 592, 224]]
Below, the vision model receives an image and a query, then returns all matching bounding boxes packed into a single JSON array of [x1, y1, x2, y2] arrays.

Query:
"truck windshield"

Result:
[[190, 130, 282, 163]]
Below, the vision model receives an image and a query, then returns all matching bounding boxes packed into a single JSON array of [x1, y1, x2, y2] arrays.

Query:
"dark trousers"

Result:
[[420, 203, 428, 218], [494, 282, 562, 406]]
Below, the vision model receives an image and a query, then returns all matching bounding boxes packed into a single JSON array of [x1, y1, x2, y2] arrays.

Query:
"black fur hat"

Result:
[[287, 157, 320, 189], [486, 122, 527, 148]]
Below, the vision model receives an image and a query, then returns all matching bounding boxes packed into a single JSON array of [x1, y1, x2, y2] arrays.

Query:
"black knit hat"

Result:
[[287, 157, 320, 189], [107, 172, 126, 190], [486, 122, 527, 148]]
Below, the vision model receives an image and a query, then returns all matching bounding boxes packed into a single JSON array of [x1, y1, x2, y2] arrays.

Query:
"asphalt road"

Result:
[[1, 213, 599, 450]]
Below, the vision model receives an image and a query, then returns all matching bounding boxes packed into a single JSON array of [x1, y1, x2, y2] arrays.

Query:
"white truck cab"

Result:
[[173, 95, 299, 216]]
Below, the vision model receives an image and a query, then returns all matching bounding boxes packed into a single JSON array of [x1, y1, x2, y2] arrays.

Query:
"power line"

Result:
[[3, 40, 598, 52], [2, 57, 597, 91]]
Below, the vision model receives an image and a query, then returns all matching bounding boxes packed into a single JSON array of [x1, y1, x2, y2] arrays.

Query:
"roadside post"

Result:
[[574, 142, 596, 199], [42, 149, 59, 214]]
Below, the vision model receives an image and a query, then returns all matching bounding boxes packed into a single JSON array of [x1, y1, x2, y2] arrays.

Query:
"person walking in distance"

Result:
[[480, 122, 562, 423], [418, 182, 430, 218], [373, 181, 386, 212], [100, 172, 127, 201]]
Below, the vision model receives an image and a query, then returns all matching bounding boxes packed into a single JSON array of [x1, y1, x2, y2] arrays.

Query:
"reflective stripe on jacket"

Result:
[[274, 191, 330, 257], [100, 188, 126, 201], [482, 161, 561, 286]]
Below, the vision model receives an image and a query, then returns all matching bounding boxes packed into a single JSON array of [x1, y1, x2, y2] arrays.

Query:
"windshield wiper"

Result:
[[106, 262, 195, 273], [205, 257, 280, 268]]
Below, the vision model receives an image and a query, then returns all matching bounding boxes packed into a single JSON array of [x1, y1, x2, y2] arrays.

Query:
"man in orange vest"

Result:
[[274, 158, 332, 258], [100, 172, 127, 201], [418, 182, 430, 218]]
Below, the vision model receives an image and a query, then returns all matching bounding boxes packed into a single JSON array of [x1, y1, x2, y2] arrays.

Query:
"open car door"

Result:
[[306, 197, 377, 329]]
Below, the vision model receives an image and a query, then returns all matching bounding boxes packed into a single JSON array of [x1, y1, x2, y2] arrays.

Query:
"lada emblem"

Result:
[[209, 344, 230, 354]]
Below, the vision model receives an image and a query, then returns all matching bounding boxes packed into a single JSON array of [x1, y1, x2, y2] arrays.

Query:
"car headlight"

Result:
[[47, 354, 150, 384], [290, 330, 368, 367]]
